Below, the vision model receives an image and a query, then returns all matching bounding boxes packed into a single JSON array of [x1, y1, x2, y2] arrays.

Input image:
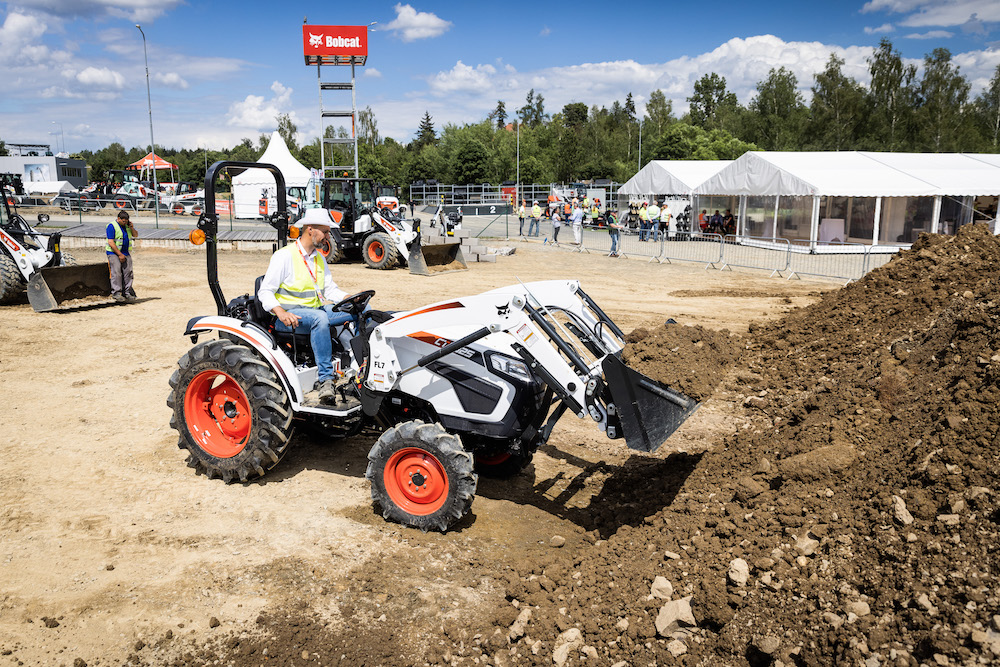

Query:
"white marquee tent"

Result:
[[232, 131, 312, 219], [617, 160, 732, 199], [693, 152, 1000, 247]]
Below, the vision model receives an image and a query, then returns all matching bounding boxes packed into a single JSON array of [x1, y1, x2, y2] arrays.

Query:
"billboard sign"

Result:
[[302, 25, 367, 62]]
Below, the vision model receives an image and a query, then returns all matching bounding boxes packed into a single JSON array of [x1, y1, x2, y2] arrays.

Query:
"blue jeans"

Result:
[[528, 217, 539, 236], [276, 304, 355, 382], [609, 230, 620, 254]]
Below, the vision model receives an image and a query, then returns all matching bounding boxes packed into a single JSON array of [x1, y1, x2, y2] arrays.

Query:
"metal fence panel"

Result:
[[719, 235, 790, 276], [656, 233, 724, 268], [786, 241, 870, 283]]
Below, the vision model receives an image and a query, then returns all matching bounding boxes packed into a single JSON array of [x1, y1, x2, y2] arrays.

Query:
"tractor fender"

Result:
[[0, 229, 39, 282], [372, 211, 417, 255], [183, 315, 307, 405]]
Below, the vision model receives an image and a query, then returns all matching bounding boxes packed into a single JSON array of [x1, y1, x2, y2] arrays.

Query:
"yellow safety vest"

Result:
[[531, 205, 541, 218], [105, 221, 135, 254], [275, 244, 326, 308], [639, 208, 649, 221]]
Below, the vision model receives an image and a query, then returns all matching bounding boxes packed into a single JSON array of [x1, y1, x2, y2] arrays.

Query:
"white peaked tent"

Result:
[[617, 160, 732, 198], [232, 131, 312, 218]]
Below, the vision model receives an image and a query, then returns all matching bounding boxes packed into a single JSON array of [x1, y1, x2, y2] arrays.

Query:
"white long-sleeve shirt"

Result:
[[258, 240, 348, 313]]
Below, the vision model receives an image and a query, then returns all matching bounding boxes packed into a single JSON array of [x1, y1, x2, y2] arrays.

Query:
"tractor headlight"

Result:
[[489, 354, 532, 382]]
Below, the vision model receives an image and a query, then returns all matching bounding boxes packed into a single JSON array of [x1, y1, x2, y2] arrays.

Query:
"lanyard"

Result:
[[296, 240, 320, 288]]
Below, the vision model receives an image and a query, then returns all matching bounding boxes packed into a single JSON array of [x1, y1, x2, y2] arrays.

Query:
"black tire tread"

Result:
[[362, 232, 400, 270], [167, 339, 293, 483], [365, 420, 477, 532], [0, 251, 27, 305]]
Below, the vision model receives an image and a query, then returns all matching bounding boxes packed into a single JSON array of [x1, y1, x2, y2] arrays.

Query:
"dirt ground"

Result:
[[3, 232, 989, 667]]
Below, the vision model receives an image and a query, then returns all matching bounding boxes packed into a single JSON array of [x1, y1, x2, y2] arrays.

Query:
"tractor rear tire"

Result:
[[167, 339, 294, 483], [366, 420, 477, 532], [319, 239, 345, 264], [0, 251, 27, 305], [362, 232, 400, 270]]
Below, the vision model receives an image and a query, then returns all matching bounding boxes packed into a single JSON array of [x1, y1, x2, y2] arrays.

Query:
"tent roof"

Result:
[[232, 131, 311, 187], [618, 160, 732, 196], [694, 151, 1000, 198], [127, 152, 178, 170]]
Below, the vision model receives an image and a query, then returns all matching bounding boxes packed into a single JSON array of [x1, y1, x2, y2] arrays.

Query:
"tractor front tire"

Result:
[[362, 232, 400, 270], [366, 420, 477, 532], [167, 339, 293, 483], [0, 251, 27, 305]]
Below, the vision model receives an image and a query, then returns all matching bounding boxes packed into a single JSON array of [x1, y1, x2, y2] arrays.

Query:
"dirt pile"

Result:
[[483, 224, 1000, 666], [623, 322, 742, 401]]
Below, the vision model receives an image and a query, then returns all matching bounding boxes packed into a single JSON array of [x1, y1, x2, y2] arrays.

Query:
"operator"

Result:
[[106, 210, 138, 303], [258, 209, 358, 402]]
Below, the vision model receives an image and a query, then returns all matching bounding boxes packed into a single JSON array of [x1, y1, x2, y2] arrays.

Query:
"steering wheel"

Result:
[[330, 289, 375, 315]]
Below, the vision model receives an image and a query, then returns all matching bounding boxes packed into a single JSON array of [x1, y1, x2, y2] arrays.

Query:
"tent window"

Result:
[[779, 196, 813, 241]]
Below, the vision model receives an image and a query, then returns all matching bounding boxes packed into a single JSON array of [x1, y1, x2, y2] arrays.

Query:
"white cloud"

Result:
[[26, 0, 185, 22], [154, 72, 189, 89], [0, 11, 51, 65], [862, 0, 1000, 28], [427, 61, 499, 95], [364, 68, 383, 78], [384, 3, 452, 42], [540, 26, 551, 37], [76, 66, 125, 89], [864, 23, 895, 34], [904, 30, 956, 39], [226, 80, 298, 132]]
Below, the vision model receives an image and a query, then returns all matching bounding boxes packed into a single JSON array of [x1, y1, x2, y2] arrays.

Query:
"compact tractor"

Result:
[[0, 175, 111, 311], [319, 177, 466, 275], [167, 161, 698, 531]]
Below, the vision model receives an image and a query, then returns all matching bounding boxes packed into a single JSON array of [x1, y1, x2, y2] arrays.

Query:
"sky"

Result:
[[2, 0, 1000, 155]]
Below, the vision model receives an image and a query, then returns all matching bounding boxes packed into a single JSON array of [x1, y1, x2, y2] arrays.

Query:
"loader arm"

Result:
[[363, 280, 698, 452]]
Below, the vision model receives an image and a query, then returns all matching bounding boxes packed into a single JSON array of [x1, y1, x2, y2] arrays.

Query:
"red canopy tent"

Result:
[[126, 152, 178, 183]]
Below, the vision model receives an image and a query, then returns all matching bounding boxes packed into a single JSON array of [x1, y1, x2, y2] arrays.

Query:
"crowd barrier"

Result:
[[542, 227, 903, 284]]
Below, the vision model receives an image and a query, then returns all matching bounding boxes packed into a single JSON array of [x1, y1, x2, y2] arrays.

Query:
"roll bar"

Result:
[[199, 161, 287, 315]]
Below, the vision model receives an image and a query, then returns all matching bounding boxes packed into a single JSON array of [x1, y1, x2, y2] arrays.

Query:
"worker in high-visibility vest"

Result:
[[638, 202, 650, 241], [530, 201, 541, 237]]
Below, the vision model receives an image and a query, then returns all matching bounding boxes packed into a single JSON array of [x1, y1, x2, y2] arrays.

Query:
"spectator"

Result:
[[638, 202, 650, 241], [660, 201, 672, 240], [551, 210, 561, 243], [570, 204, 584, 245], [709, 209, 723, 234], [530, 201, 541, 237], [699, 209, 708, 232], [647, 200, 661, 242], [723, 209, 735, 235], [518, 200, 526, 236], [607, 208, 622, 257], [590, 203, 600, 227]]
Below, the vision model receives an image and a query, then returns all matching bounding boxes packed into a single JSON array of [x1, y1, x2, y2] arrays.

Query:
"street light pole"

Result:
[[50, 121, 64, 153], [136, 24, 159, 229]]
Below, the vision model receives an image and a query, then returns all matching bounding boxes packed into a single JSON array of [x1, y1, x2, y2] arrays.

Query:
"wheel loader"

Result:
[[0, 175, 112, 311], [319, 177, 466, 276], [167, 161, 698, 532]]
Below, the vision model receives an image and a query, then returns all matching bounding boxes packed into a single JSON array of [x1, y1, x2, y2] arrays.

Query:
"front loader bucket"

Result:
[[602, 354, 699, 453], [407, 241, 468, 276], [27, 263, 112, 312]]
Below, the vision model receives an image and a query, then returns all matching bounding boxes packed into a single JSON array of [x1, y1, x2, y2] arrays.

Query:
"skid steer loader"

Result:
[[319, 177, 466, 276], [167, 161, 698, 532], [0, 176, 111, 311]]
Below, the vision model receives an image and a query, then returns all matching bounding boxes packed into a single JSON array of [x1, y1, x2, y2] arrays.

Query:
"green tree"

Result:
[[687, 73, 739, 131], [275, 113, 298, 155], [518, 89, 547, 128], [918, 47, 973, 152], [973, 64, 1000, 150], [0, 139, 7, 157], [449, 137, 490, 184], [562, 102, 588, 128], [493, 100, 507, 129], [416, 111, 436, 148], [748, 67, 806, 150], [866, 38, 917, 150], [808, 53, 866, 149], [644, 89, 673, 137], [357, 106, 380, 151], [646, 121, 756, 161]]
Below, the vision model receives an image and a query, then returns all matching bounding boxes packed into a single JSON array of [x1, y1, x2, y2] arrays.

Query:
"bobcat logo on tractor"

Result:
[[308, 33, 323, 47], [496, 304, 510, 316]]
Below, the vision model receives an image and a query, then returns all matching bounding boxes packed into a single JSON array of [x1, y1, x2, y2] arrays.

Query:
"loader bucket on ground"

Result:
[[407, 241, 468, 276], [602, 354, 700, 453], [27, 263, 112, 312]]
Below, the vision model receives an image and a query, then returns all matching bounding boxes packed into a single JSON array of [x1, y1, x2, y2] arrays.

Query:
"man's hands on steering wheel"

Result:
[[331, 289, 375, 315]]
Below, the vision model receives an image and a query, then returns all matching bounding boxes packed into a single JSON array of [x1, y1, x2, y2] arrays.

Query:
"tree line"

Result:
[[10, 39, 999, 190]]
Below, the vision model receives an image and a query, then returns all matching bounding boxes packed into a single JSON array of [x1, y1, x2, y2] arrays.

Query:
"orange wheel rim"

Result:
[[368, 241, 385, 262], [115, 200, 126, 209], [319, 239, 331, 258], [183, 369, 252, 458], [477, 452, 511, 466], [384, 448, 448, 515]]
